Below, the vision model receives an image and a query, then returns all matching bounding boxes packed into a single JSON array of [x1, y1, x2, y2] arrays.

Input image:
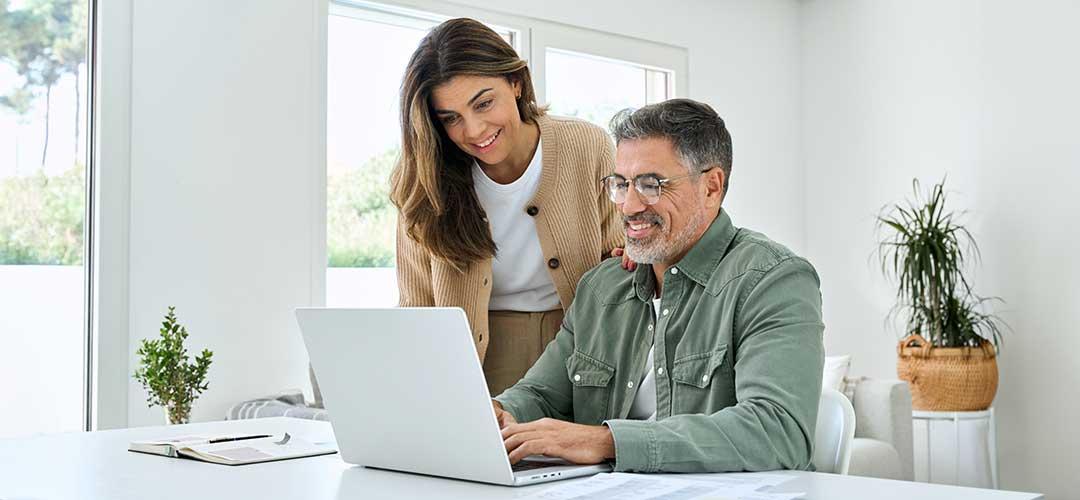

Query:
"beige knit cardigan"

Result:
[[396, 114, 624, 363]]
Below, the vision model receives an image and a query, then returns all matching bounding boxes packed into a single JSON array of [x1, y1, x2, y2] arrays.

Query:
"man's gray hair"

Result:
[[609, 98, 733, 197]]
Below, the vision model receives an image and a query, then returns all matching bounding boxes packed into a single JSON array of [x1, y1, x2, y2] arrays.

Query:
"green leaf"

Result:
[[876, 178, 1008, 349], [133, 306, 213, 414]]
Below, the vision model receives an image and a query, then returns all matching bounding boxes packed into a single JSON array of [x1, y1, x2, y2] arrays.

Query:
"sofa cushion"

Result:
[[848, 438, 903, 480]]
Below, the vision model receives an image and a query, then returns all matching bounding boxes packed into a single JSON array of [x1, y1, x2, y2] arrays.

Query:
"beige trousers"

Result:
[[483, 309, 564, 397]]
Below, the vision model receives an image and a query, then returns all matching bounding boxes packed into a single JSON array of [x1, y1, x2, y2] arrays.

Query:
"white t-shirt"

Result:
[[627, 297, 660, 421], [471, 139, 560, 312]]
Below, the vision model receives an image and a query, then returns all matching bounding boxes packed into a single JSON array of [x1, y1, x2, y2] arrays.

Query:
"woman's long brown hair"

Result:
[[390, 18, 542, 271]]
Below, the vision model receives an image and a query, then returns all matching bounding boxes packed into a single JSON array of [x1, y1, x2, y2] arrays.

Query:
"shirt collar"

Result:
[[632, 209, 739, 300]]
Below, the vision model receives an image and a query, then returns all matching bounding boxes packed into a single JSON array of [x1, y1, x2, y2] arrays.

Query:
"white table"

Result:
[[0, 417, 1041, 499], [913, 409, 998, 488]]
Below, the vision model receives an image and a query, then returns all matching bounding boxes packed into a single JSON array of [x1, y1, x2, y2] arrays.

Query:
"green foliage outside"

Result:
[[327, 147, 398, 267], [1, 0, 89, 265], [134, 306, 213, 425], [1, 0, 89, 166], [0, 164, 84, 265], [1, 149, 400, 267]]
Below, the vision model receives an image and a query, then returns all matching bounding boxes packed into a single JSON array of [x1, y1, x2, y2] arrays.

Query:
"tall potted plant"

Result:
[[877, 180, 1006, 411]]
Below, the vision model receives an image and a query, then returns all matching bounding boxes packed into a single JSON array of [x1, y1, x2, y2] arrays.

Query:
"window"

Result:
[[325, 2, 518, 308], [325, 8, 431, 308], [0, 0, 93, 438], [546, 48, 675, 130], [325, 1, 685, 308]]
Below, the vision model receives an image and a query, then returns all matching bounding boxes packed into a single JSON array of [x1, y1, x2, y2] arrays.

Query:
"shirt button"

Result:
[[662, 308, 670, 316], [573, 374, 581, 382], [482, 278, 489, 286], [671, 268, 678, 275], [647, 323, 653, 331], [702, 375, 709, 383], [526, 206, 539, 216], [657, 367, 665, 376], [627, 381, 634, 389], [548, 258, 560, 269]]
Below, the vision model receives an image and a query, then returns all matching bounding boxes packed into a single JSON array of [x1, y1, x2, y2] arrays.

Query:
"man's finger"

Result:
[[501, 421, 539, 439], [503, 430, 541, 453], [507, 438, 549, 464]]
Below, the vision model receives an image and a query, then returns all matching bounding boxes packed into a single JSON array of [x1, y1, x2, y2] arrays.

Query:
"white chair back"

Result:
[[813, 388, 856, 474]]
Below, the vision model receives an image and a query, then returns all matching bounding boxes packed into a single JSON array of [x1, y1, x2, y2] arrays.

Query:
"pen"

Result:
[[208, 434, 272, 443]]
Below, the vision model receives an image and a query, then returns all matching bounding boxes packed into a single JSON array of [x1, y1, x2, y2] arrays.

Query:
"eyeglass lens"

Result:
[[605, 176, 662, 205]]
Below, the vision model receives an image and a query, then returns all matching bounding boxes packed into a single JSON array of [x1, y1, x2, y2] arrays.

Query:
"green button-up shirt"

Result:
[[495, 210, 825, 473]]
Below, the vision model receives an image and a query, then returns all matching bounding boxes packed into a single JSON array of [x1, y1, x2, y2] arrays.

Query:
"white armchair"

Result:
[[844, 377, 914, 480]]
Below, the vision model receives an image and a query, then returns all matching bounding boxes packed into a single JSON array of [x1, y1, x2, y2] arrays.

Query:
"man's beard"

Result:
[[623, 199, 707, 265]]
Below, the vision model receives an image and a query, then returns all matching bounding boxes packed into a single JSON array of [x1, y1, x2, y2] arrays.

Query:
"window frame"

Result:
[[330, 0, 525, 54], [530, 23, 687, 105], [84, 0, 98, 433], [0, 0, 101, 433], [91, 0, 137, 432], [328, 0, 688, 111]]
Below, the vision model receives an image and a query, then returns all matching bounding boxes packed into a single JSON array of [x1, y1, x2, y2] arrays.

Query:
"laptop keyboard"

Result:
[[512, 460, 555, 472]]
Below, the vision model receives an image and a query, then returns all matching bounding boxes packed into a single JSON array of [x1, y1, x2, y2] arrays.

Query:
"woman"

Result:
[[391, 18, 624, 396]]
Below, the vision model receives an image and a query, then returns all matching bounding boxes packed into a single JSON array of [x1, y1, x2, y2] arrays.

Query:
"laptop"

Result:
[[296, 307, 612, 486]]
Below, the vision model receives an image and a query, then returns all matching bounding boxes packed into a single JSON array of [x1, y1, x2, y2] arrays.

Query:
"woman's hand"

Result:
[[610, 248, 637, 271]]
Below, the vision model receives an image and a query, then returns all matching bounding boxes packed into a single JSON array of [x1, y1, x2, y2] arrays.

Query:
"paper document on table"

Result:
[[524, 473, 804, 500], [675, 472, 795, 489]]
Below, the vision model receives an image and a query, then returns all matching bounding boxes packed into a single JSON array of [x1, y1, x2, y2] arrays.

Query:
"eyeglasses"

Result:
[[600, 168, 714, 205]]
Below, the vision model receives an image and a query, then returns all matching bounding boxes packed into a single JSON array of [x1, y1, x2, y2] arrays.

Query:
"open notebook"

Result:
[[128, 432, 336, 466]]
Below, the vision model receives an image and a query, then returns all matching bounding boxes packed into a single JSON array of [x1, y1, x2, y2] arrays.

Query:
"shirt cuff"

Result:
[[604, 419, 658, 472]]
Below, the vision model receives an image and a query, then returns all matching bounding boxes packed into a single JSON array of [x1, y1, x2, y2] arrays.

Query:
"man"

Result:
[[493, 98, 825, 473]]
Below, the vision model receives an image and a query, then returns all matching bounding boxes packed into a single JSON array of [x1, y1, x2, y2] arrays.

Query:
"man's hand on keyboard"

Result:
[[501, 418, 615, 465]]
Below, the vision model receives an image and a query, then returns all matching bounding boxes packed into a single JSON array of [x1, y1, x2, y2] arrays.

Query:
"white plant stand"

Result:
[[912, 408, 998, 489]]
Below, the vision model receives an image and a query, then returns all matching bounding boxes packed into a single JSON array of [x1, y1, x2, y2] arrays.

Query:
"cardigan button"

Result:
[[547, 258, 560, 269], [526, 206, 539, 216]]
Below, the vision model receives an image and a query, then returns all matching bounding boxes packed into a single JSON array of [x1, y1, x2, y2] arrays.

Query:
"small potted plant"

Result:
[[134, 306, 213, 424], [877, 179, 1006, 411]]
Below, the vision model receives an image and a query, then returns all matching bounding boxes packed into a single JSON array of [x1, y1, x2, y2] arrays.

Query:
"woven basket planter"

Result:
[[896, 334, 998, 411]]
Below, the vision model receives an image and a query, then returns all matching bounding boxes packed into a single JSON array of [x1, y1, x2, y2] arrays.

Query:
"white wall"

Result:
[[111, 0, 805, 427], [801, 1, 1080, 497], [124, 0, 325, 426]]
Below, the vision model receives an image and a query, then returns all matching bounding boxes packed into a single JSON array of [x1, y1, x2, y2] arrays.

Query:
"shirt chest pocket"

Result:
[[671, 346, 729, 409], [565, 351, 615, 425]]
